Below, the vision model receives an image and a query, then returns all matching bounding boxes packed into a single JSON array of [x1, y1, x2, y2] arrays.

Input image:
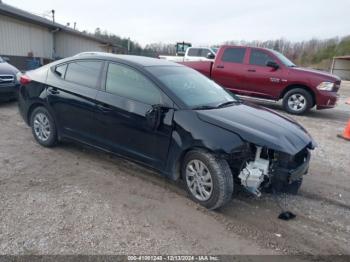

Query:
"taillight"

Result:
[[20, 75, 31, 85]]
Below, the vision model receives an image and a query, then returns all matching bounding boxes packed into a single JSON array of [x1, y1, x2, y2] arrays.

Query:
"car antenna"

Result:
[[272, 189, 296, 221]]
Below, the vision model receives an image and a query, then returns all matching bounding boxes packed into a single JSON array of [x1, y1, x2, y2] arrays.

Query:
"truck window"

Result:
[[222, 48, 246, 63], [250, 49, 276, 66], [200, 49, 212, 57], [188, 48, 200, 57]]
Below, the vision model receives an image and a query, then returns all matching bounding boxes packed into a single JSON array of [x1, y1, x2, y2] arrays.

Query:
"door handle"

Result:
[[47, 87, 60, 95], [247, 69, 256, 72], [217, 65, 225, 69], [97, 103, 113, 112]]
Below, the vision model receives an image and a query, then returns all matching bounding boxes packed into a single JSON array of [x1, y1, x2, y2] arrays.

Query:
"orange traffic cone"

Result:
[[338, 119, 350, 141]]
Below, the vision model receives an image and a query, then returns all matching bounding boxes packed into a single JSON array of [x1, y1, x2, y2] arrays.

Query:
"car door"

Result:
[[244, 48, 286, 99], [46, 60, 103, 144], [93, 62, 174, 169], [211, 47, 249, 94]]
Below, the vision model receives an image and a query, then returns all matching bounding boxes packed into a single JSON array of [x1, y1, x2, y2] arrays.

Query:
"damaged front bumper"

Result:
[[236, 145, 312, 196], [270, 149, 311, 191]]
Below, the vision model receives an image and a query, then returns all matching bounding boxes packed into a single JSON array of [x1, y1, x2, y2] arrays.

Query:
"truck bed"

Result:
[[159, 55, 185, 62], [179, 61, 213, 78]]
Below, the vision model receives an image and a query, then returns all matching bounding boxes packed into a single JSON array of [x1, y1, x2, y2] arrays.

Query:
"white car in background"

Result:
[[160, 47, 217, 62]]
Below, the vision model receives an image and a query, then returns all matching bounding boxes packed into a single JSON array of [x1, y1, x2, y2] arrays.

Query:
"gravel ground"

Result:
[[0, 82, 349, 257]]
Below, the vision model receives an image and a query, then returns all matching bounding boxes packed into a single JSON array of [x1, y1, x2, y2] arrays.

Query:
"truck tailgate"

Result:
[[179, 61, 213, 78]]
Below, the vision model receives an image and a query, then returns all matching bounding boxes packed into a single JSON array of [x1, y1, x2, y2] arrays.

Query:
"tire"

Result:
[[30, 106, 57, 147], [182, 150, 233, 210], [282, 88, 313, 115]]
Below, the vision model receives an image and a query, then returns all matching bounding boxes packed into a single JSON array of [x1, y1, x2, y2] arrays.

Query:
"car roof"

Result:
[[220, 45, 275, 52], [73, 52, 181, 67]]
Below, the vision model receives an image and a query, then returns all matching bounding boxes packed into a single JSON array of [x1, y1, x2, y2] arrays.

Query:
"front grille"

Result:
[[0, 74, 15, 85]]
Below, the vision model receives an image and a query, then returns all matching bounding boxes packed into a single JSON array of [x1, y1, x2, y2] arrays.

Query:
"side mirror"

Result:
[[146, 105, 167, 130], [206, 53, 215, 59], [266, 61, 279, 69]]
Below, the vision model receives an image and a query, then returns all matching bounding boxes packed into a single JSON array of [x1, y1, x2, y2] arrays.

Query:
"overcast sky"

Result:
[[4, 0, 350, 46]]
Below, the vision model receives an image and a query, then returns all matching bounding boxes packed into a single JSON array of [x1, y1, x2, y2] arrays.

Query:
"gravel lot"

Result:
[[0, 82, 349, 257]]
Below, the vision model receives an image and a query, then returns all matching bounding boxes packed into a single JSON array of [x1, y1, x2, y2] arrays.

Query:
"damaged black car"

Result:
[[17, 53, 315, 210]]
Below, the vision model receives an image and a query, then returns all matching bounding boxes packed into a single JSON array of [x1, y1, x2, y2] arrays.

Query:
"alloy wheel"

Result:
[[33, 113, 51, 142], [185, 159, 213, 201], [287, 94, 307, 112]]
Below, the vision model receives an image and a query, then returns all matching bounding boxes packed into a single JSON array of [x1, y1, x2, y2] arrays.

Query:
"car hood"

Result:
[[196, 103, 316, 155], [291, 67, 340, 81], [0, 62, 20, 75]]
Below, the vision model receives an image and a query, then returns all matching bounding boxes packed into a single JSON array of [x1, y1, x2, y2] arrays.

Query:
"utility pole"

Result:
[[73, 22, 76, 30], [51, 9, 55, 23], [127, 37, 130, 54]]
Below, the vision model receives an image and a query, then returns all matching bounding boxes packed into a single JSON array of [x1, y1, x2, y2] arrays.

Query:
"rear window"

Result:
[[65, 61, 103, 89], [222, 48, 246, 63]]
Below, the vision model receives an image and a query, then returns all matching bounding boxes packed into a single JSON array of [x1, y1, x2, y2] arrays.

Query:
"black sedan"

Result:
[[0, 56, 20, 101], [18, 53, 315, 210]]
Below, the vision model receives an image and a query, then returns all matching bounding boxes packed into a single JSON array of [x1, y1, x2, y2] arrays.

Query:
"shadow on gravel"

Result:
[[0, 100, 17, 107], [246, 100, 349, 122], [39, 140, 350, 255]]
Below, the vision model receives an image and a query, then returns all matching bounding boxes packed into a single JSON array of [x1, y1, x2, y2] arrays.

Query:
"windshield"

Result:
[[271, 50, 296, 67], [0, 57, 4, 63], [211, 48, 219, 54], [147, 66, 237, 109]]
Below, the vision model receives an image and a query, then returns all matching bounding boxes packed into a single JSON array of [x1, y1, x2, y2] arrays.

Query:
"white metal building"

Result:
[[0, 2, 114, 70], [331, 56, 350, 80]]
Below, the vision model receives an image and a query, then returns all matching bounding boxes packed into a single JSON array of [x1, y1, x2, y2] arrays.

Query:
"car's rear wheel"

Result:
[[182, 150, 233, 210], [282, 88, 313, 115], [30, 106, 57, 147]]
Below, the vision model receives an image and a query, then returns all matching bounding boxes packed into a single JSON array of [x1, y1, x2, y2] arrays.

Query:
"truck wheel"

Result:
[[282, 88, 313, 115], [30, 106, 57, 147], [182, 150, 233, 210]]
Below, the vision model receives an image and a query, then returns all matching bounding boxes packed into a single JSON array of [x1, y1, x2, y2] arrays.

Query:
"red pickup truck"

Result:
[[180, 45, 341, 115]]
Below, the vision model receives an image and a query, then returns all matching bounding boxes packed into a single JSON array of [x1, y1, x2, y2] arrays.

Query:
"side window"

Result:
[[250, 49, 276, 66], [106, 63, 161, 105], [222, 48, 246, 63], [65, 61, 103, 89], [187, 48, 200, 57], [200, 49, 211, 57], [54, 64, 67, 78]]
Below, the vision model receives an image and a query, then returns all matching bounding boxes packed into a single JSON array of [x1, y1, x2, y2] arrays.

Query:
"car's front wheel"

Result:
[[282, 88, 313, 115], [182, 150, 233, 210], [30, 106, 57, 147]]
